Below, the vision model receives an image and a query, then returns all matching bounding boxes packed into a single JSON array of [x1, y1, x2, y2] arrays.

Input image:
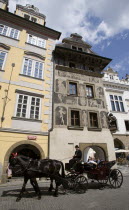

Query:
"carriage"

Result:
[[65, 160, 123, 193]]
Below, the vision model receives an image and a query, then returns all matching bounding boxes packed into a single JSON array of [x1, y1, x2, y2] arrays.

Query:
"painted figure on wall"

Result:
[[56, 79, 66, 93], [55, 106, 67, 125], [82, 110, 87, 126], [100, 111, 108, 128], [97, 87, 104, 98]]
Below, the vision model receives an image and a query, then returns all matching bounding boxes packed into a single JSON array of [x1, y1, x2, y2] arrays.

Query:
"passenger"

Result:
[[69, 145, 82, 169], [87, 156, 97, 165]]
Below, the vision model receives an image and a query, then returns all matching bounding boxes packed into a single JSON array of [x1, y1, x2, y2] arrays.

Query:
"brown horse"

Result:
[[9, 155, 65, 201]]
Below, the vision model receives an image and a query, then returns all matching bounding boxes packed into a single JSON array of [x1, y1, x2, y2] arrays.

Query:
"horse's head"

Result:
[[9, 155, 19, 170]]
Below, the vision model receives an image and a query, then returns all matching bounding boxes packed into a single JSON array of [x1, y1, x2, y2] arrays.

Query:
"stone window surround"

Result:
[[21, 55, 44, 80], [67, 80, 79, 96], [0, 24, 20, 40], [13, 90, 43, 121], [0, 50, 7, 71], [84, 83, 95, 98], [67, 107, 84, 130], [87, 110, 102, 131]]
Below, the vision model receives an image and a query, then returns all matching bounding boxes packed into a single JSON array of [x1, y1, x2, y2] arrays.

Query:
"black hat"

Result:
[[75, 145, 79, 148]]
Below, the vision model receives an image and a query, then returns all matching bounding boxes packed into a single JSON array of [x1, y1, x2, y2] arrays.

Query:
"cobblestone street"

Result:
[[0, 166, 129, 210]]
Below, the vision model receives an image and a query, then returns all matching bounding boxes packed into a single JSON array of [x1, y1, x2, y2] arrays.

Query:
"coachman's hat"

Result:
[[75, 145, 79, 148]]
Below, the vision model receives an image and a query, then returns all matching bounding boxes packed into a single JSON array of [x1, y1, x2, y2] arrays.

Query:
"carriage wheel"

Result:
[[74, 175, 88, 193], [65, 173, 77, 190], [109, 169, 123, 188]]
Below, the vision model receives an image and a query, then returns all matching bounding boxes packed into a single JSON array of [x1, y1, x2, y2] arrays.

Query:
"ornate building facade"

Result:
[[103, 68, 129, 151], [50, 33, 116, 163], [0, 1, 60, 183]]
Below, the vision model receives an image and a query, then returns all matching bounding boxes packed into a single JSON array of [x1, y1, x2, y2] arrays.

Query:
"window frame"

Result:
[[88, 111, 101, 131], [21, 57, 44, 80], [27, 34, 46, 48], [0, 24, 20, 40], [125, 120, 129, 131], [15, 93, 42, 120], [110, 94, 125, 112], [68, 81, 78, 96], [0, 50, 7, 70], [85, 84, 95, 98], [68, 108, 84, 130]]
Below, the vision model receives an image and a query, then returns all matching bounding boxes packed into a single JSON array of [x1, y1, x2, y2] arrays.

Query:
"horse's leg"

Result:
[[33, 179, 41, 200], [49, 178, 54, 192], [30, 178, 38, 195], [54, 180, 60, 197], [16, 177, 28, 202]]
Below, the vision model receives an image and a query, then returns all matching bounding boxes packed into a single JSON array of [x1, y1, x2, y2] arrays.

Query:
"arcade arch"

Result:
[[83, 145, 106, 162], [1, 140, 45, 183]]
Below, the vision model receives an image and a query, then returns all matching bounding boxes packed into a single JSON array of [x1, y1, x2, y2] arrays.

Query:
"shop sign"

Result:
[[27, 136, 37, 140]]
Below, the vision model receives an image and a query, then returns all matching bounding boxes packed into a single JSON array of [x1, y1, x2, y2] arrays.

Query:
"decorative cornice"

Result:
[[24, 51, 45, 60], [0, 9, 61, 40], [103, 81, 129, 90], [0, 43, 10, 50], [15, 89, 44, 98]]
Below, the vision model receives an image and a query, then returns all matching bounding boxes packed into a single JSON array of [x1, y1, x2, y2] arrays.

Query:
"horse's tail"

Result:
[[60, 161, 65, 178]]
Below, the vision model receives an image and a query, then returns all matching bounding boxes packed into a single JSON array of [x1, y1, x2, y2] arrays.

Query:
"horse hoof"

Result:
[[54, 194, 58, 197], [38, 196, 41, 200]]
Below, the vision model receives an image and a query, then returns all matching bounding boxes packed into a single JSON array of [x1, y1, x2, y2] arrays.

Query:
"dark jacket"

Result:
[[74, 149, 82, 159]]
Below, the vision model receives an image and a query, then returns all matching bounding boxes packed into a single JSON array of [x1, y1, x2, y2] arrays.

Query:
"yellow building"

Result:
[[0, 1, 61, 183]]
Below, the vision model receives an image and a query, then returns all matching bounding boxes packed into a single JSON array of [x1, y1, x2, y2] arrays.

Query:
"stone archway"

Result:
[[1, 140, 45, 183], [114, 138, 125, 150], [83, 145, 106, 162]]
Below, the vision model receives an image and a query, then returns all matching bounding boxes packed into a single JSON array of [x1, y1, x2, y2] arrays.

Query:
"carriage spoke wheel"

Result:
[[109, 169, 123, 189], [65, 173, 77, 190], [74, 175, 88, 193]]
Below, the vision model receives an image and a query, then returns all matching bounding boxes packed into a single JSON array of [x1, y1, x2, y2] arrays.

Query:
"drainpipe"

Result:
[[48, 51, 55, 158], [1, 63, 15, 127]]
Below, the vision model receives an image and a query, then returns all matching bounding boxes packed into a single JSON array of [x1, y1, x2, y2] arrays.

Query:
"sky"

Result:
[[9, 0, 129, 79]]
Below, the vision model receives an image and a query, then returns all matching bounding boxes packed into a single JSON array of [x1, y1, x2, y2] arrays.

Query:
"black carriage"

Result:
[[65, 160, 123, 193]]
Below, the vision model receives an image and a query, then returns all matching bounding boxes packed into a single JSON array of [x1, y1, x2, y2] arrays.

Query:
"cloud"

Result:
[[9, 0, 129, 45], [111, 56, 129, 74]]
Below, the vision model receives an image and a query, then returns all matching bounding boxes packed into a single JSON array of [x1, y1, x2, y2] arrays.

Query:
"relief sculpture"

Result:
[[100, 111, 108, 128], [55, 106, 67, 125], [79, 97, 87, 106], [96, 87, 104, 98], [79, 84, 85, 96], [82, 110, 87, 126]]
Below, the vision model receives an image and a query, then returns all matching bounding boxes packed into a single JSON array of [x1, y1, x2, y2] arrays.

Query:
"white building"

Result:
[[103, 68, 129, 150]]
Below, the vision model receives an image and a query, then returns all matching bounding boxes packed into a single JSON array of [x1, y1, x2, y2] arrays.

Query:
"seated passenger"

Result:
[[87, 156, 97, 165]]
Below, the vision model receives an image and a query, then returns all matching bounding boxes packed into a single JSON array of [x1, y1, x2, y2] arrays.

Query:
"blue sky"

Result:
[[9, 0, 129, 79]]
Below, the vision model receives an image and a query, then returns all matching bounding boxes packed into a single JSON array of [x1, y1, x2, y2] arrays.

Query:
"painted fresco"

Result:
[[82, 110, 87, 126], [55, 106, 67, 125]]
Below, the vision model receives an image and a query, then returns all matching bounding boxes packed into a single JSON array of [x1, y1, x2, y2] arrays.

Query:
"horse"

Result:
[[9, 155, 65, 201]]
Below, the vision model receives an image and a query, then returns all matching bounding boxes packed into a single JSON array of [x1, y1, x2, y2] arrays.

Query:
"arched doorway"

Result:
[[1, 141, 45, 183], [10, 144, 41, 160], [114, 138, 125, 150], [84, 146, 106, 162]]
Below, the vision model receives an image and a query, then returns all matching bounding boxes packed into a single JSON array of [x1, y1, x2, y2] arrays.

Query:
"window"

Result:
[[24, 14, 30, 20], [16, 94, 41, 120], [78, 47, 82, 51], [110, 95, 125, 112], [0, 24, 19, 39], [125, 121, 129, 131], [89, 112, 98, 128], [31, 17, 37, 23], [0, 51, 6, 70], [72, 46, 77, 50], [22, 58, 43, 79], [27, 34, 46, 48], [69, 82, 77, 95], [71, 110, 80, 126], [69, 62, 76, 68], [86, 85, 94, 98]]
